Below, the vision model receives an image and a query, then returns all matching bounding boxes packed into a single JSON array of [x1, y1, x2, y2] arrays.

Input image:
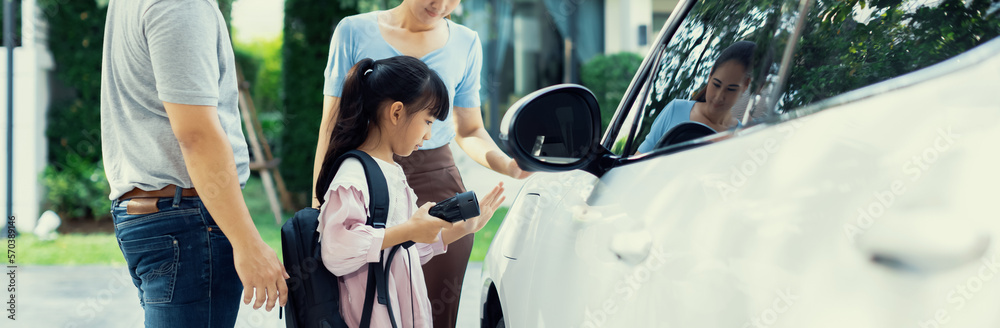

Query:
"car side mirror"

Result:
[[499, 84, 611, 176]]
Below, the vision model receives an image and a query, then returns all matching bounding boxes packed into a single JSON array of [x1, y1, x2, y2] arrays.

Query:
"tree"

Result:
[[783, 0, 1000, 110], [581, 52, 644, 131], [280, 1, 360, 207]]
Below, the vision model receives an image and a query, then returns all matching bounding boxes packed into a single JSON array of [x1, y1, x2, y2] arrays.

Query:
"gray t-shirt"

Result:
[[101, 0, 249, 200]]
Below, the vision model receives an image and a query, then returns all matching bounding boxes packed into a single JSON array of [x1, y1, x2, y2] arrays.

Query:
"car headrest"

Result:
[[654, 121, 717, 150]]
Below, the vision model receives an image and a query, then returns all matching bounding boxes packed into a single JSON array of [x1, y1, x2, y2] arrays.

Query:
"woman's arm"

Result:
[[634, 100, 679, 155], [453, 106, 531, 179], [313, 95, 342, 207]]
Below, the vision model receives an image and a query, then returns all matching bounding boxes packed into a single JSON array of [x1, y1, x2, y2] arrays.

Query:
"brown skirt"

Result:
[[394, 144, 473, 328]]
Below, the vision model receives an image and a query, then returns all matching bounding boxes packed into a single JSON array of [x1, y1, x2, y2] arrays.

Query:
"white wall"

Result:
[[604, 0, 653, 55], [513, 8, 541, 95], [1, 0, 53, 232]]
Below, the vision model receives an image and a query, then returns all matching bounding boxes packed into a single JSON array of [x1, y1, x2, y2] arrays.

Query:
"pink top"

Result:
[[318, 157, 447, 328]]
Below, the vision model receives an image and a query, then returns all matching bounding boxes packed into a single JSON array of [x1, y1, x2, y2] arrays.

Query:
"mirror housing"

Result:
[[499, 84, 612, 177]]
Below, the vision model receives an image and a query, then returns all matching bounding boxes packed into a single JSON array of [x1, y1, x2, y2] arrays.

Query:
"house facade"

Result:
[[462, 0, 679, 134]]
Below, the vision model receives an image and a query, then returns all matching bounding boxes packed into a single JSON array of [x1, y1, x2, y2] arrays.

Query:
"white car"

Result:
[[480, 0, 1000, 327]]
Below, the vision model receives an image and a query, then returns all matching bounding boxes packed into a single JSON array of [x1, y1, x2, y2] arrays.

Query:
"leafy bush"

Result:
[[41, 161, 110, 220], [281, 0, 358, 207], [580, 52, 644, 131], [38, 0, 109, 220], [234, 36, 285, 144]]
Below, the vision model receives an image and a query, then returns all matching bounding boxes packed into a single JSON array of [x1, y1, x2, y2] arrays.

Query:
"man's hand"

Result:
[[234, 240, 289, 311]]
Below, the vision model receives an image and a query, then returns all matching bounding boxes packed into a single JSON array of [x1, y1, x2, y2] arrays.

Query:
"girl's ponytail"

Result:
[[315, 58, 377, 204]]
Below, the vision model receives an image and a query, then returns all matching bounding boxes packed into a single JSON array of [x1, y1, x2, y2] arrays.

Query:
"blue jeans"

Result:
[[112, 192, 241, 327]]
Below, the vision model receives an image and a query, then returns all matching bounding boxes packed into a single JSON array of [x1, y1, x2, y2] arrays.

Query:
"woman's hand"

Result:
[[506, 159, 533, 179], [403, 202, 452, 244]]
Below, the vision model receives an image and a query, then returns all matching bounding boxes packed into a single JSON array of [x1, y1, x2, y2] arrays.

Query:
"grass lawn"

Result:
[[16, 233, 127, 265], [470, 207, 506, 262], [19, 176, 505, 265]]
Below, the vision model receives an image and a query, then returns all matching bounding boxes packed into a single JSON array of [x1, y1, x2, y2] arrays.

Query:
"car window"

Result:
[[774, 0, 1000, 113], [610, 0, 801, 156], [609, 0, 1000, 158]]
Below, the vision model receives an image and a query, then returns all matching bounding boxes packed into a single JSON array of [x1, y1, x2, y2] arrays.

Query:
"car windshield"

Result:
[[609, 0, 1000, 157]]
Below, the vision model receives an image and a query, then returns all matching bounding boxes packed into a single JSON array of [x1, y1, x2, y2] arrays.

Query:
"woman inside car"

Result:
[[635, 41, 758, 155]]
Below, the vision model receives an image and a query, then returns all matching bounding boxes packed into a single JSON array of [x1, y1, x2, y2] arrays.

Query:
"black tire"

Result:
[[483, 284, 505, 328]]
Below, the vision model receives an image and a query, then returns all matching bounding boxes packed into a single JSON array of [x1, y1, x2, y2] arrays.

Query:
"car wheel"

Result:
[[482, 284, 505, 328]]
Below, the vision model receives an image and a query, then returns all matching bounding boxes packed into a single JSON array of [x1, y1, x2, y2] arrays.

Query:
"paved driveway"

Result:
[[10, 263, 483, 327]]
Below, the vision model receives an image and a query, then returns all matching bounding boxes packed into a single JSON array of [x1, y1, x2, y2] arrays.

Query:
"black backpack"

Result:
[[282, 150, 410, 328]]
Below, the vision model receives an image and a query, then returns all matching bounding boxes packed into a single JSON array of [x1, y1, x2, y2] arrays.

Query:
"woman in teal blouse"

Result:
[[637, 41, 758, 154]]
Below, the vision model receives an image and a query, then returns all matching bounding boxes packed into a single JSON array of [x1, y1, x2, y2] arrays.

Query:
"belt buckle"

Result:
[[126, 198, 160, 215]]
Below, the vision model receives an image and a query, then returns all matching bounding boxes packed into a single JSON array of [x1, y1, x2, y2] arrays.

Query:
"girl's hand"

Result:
[[461, 182, 506, 235], [506, 159, 533, 179], [405, 202, 452, 244]]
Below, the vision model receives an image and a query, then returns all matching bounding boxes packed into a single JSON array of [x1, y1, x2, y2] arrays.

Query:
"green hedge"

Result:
[[233, 36, 285, 145], [580, 52, 644, 131], [38, 0, 109, 220], [38, 0, 234, 220], [280, 0, 358, 207]]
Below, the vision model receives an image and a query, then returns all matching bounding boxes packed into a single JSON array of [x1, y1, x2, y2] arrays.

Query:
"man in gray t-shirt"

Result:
[[101, 0, 287, 325]]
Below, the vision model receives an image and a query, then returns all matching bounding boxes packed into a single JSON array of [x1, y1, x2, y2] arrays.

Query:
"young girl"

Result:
[[316, 4, 531, 325], [314, 56, 505, 328]]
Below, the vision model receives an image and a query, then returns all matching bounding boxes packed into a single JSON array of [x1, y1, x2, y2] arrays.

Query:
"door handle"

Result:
[[859, 216, 990, 273]]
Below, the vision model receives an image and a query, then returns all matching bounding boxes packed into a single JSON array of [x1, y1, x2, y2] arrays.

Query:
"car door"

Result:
[[491, 0, 1000, 326], [575, 0, 1000, 326], [552, 1, 806, 326], [491, 0, 805, 326]]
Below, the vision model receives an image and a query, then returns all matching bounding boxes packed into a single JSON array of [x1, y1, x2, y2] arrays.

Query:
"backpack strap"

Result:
[[333, 150, 399, 328], [335, 150, 390, 229]]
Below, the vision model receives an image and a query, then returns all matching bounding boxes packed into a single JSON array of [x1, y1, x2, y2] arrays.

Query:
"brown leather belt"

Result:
[[119, 185, 198, 215], [119, 185, 198, 200]]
